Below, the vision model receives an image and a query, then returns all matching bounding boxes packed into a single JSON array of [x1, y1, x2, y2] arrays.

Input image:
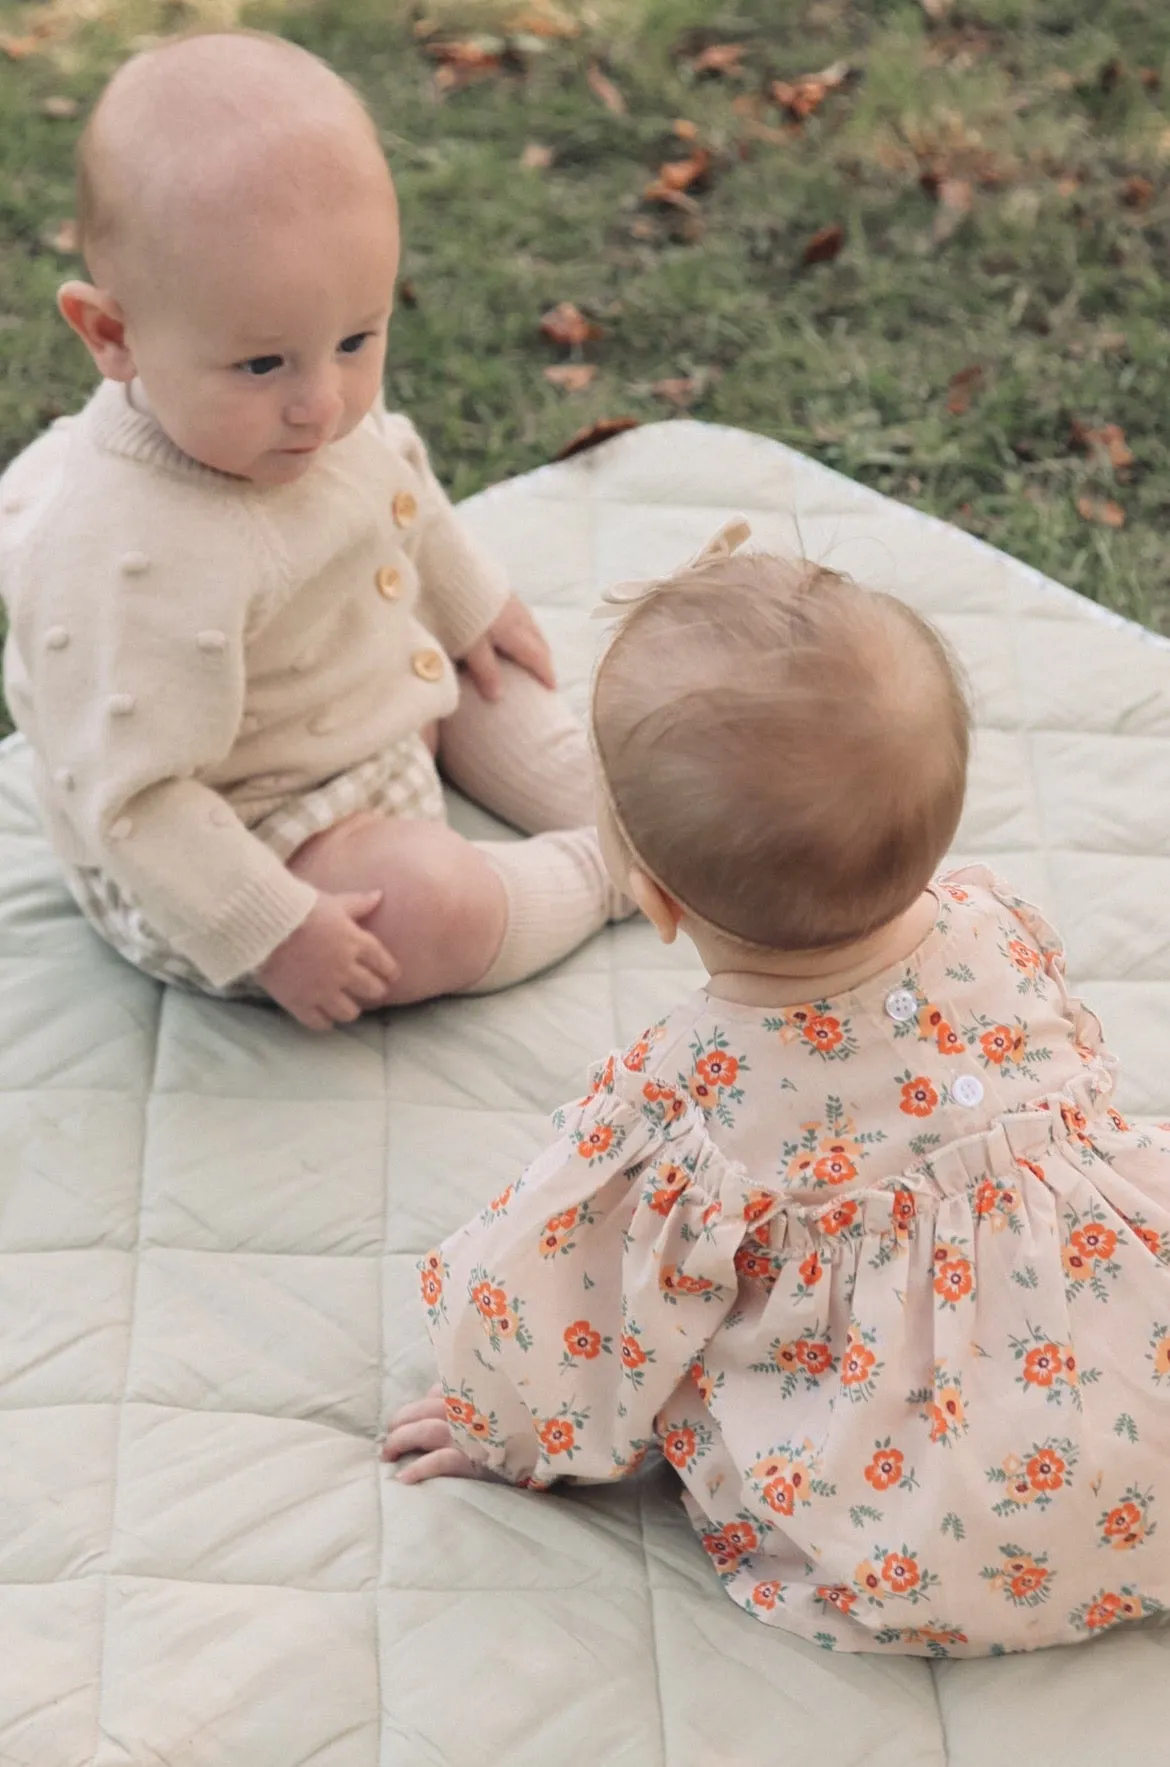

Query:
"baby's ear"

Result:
[[628, 867, 684, 945], [56, 281, 135, 380]]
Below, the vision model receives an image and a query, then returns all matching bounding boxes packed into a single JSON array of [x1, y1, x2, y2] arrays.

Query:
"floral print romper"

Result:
[[421, 869, 1170, 1657]]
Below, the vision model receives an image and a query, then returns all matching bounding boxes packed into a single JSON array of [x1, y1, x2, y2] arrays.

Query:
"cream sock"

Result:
[[464, 825, 635, 994], [439, 660, 595, 835]]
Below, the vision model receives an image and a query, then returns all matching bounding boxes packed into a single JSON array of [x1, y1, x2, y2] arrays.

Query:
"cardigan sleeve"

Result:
[[373, 408, 511, 659], [5, 478, 316, 986]]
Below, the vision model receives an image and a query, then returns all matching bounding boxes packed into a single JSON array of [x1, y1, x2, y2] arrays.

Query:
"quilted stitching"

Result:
[[1, 419, 1168, 1766]]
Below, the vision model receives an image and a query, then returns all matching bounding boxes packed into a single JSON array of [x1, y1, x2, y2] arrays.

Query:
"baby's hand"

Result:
[[461, 594, 556, 702], [382, 1384, 484, 1482], [256, 889, 400, 1031]]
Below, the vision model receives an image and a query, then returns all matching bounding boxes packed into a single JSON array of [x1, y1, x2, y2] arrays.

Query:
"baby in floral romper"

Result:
[[384, 522, 1170, 1657]]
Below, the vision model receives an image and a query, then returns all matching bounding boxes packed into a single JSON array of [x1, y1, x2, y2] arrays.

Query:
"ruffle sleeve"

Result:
[[420, 1050, 771, 1488], [943, 864, 1117, 1088]]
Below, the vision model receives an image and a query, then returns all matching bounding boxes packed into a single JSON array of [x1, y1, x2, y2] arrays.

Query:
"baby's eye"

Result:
[[338, 332, 372, 356], [237, 354, 284, 377]]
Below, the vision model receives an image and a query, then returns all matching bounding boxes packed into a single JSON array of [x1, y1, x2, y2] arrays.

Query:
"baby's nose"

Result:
[[286, 375, 343, 430]]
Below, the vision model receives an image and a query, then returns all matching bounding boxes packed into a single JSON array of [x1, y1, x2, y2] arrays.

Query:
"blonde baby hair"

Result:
[[592, 547, 970, 952]]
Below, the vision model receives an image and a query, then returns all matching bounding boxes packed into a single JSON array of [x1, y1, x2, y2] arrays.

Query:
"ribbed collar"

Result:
[[86, 378, 255, 492]]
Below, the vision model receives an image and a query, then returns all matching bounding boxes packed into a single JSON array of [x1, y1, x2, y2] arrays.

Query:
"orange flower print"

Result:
[[979, 1025, 1017, 1065], [700, 1531, 743, 1572], [647, 1163, 688, 1217], [486, 1185, 514, 1214], [623, 1038, 651, 1072], [661, 1266, 716, 1297], [881, 1551, 921, 1595], [1152, 1334, 1170, 1379], [1007, 938, 1041, 973], [1084, 1593, 1123, 1631], [662, 1427, 698, 1470], [538, 1228, 567, 1259], [1027, 1449, 1066, 1492], [563, 1320, 602, 1360], [892, 1190, 916, 1234], [786, 1151, 817, 1185], [816, 1585, 857, 1615], [1016, 1157, 1046, 1184], [701, 1200, 722, 1228], [764, 1477, 796, 1516], [751, 1580, 782, 1612], [1072, 1223, 1117, 1261], [1135, 1223, 1162, 1257], [696, 1051, 740, 1088], [1061, 1102, 1092, 1145], [929, 1384, 965, 1443], [797, 1340, 834, 1377], [420, 1266, 443, 1308], [821, 1198, 859, 1237], [1010, 1564, 1050, 1601], [814, 1147, 858, 1186], [1103, 1502, 1143, 1548], [1062, 1242, 1092, 1283], [1107, 1107, 1130, 1133], [546, 1208, 580, 1235], [620, 1333, 647, 1372], [537, 1417, 576, 1456], [854, 1560, 883, 1599], [864, 1447, 905, 1492], [465, 1410, 493, 1439], [772, 1342, 802, 1375], [936, 1021, 964, 1057], [584, 1055, 616, 1101], [799, 1250, 823, 1288], [1022, 1343, 1063, 1388], [735, 1244, 775, 1283], [444, 1394, 477, 1428], [933, 1257, 973, 1305], [688, 1074, 717, 1110], [900, 1076, 938, 1118], [723, 1520, 759, 1554], [841, 1339, 876, 1387], [470, 1280, 509, 1322], [743, 1190, 774, 1227], [577, 1123, 614, 1160], [802, 1014, 844, 1055], [941, 883, 969, 902]]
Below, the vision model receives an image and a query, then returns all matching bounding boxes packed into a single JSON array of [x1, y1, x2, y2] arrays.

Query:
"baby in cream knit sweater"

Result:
[[0, 31, 627, 1030]]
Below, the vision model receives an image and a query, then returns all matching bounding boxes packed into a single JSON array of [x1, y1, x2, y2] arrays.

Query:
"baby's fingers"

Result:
[[381, 1415, 453, 1463], [394, 1446, 482, 1483]]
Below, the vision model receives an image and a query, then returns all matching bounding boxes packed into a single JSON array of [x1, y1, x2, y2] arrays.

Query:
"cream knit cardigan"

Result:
[[0, 381, 510, 985]]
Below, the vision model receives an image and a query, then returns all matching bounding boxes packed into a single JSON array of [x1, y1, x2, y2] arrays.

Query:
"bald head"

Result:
[[77, 32, 393, 289]]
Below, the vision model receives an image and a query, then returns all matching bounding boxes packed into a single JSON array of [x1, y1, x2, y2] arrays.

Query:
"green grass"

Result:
[[1, 0, 1170, 718]]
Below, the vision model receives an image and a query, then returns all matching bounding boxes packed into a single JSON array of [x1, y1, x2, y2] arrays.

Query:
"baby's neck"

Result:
[[700, 890, 938, 1008]]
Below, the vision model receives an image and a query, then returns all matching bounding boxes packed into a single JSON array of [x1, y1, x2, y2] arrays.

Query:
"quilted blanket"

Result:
[[2, 419, 1169, 1766]]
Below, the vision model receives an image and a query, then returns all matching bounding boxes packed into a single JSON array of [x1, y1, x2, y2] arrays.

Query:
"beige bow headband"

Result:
[[589, 515, 752, 622]]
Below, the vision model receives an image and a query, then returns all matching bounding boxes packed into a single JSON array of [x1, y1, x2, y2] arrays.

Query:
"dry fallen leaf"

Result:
[[427, 38, 503, 92], [540, 301, 604, 350], [1123, 174, 1155, 209], [932, 175, 973, 243], [586, 61, 627, 116], [673, 118, 699, 140], [802, 222, 845, 266], [690, 42, 745, 77], [771, 61, 851, 122], [644, 149, 710, 205], [650, 376, 703, 408], [554, 416, 639, 460], [507, 1, 578, 38], [1070, 419, 1134, 472], [946, 363, 984, 415], [40, 94, 79, 119], [45, 218, 77, 255], [544, 363, 597, 392], [1076, 494, 1126, 528], [521, 142, 554, 169]]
